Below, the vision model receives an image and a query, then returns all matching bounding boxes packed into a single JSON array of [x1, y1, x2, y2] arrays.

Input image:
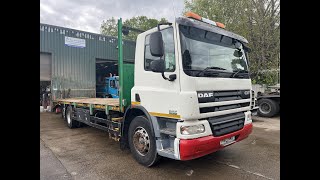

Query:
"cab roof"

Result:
[[176, 17, 248, 44]]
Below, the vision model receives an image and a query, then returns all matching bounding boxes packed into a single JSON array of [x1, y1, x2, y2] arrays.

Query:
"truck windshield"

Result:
[[179, 24, 249, 78]]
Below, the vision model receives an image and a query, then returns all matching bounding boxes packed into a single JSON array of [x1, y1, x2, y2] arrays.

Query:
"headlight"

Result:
[[180, 124, 205, 135]]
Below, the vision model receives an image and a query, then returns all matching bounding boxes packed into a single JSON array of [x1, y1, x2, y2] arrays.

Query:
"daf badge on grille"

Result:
[[198, 92, 214, 98]]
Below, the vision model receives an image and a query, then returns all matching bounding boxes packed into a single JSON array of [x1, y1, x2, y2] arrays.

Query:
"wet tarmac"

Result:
[[40, 113, 280, 180]]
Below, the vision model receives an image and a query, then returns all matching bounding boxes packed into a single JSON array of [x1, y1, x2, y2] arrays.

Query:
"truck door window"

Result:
[[144, 27, 175, 72]]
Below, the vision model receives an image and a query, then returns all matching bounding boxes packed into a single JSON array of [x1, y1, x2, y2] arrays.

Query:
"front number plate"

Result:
[[220, 136, 236, 146]]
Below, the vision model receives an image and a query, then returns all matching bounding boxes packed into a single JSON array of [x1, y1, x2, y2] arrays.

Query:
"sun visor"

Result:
[[176, 17, 248, 44]]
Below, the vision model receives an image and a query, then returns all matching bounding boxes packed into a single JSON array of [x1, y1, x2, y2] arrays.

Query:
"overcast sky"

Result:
[[40, 0, 185, 34]]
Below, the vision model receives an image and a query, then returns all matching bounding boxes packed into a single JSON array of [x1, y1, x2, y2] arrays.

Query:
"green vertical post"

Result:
[[117, 18, 124, 112]]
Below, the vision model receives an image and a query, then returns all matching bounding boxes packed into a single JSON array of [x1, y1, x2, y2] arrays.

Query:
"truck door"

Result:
[[132, 26, 181, 117]]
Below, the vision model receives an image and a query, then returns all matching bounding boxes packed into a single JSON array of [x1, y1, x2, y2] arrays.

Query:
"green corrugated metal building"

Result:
[[40, 23, 136, 100]]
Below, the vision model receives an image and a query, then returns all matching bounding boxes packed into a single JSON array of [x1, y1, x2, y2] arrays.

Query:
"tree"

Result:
[[100, 17, 118, 38], [100, 16, 168, 41], [184, 0, 280, 85]]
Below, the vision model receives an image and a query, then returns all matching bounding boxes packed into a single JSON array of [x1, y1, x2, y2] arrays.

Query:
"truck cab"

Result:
[[96, 76, 119, 98], [127, 13, 254, 164]]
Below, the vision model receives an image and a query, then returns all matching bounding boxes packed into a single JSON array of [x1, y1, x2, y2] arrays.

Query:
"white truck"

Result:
[[54, 12, 258, 167]]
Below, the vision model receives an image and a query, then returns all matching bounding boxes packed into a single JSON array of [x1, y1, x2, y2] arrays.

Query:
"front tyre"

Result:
[[128, 116, 160, 167]]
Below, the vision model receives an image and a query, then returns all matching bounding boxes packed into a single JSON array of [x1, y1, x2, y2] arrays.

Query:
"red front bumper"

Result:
[[179, 123, 253, 160]]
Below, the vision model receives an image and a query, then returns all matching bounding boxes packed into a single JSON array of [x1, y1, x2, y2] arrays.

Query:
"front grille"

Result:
[[198, 90, 251, 114], [200, 103, 250, 113], [207, 112, 245, 136]]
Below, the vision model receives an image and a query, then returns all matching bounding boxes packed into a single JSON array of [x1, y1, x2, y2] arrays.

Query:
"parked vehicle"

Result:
[[257, 84, 280, 117], [96, 76, 119, 98], [53, 12, 257, 166]]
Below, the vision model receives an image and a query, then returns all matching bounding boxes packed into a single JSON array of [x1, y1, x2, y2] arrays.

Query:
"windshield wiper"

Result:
[[195, 66, 227, 77], [231, 69, 249, 78]]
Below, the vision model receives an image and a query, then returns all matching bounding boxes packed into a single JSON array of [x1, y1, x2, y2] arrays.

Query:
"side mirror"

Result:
[[149, 31, 164, 57], [150, 59, 165, 73], [233, 50, 243, 57], [243, 44, 251, 53]]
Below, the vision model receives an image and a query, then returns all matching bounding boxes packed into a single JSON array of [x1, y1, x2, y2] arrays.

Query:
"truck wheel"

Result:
[[66, 106, 79, 128], [62, 106, 67, 121], [258, 99, 279, 117], [128, 116, 160, 167]]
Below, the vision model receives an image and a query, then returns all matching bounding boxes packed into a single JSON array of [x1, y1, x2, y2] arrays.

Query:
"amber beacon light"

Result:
[[185, 11, 225, 29]]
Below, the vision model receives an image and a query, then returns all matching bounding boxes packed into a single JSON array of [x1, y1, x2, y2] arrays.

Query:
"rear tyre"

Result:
[[62, 105, 67, 121], [66, 106, 80, 128], [128, 116, 160, 167], [258, 99, 279, 117]]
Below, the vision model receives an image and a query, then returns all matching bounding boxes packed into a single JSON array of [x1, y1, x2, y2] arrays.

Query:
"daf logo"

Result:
[[198, 93, 214, 98], [244, 91, 250, 95]]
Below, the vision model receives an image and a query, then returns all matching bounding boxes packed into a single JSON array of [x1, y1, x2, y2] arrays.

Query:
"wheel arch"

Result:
[[120, 105, 155, 150]]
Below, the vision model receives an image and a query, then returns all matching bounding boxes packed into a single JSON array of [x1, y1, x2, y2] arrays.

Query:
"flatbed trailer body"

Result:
[[54, 98, 120, 111], [53, 97, 124, 141]]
